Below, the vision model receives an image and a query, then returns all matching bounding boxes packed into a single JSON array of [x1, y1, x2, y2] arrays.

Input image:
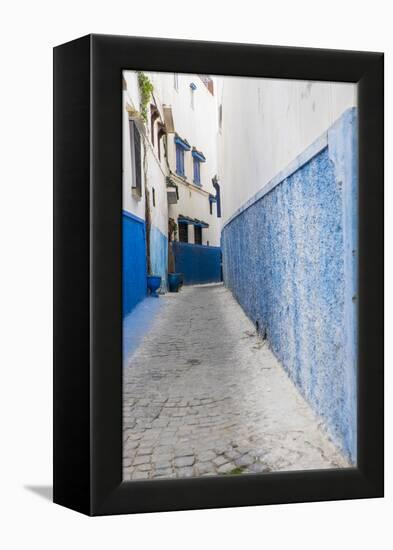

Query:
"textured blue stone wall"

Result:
[[122, 211, 147, 317], [222, 108, 357, 462], [173, 242, 222, 285], [150, 225, 168, 292]]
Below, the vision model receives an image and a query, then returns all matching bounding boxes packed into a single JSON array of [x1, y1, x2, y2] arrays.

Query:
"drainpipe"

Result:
[[212, 175, 221, 218]]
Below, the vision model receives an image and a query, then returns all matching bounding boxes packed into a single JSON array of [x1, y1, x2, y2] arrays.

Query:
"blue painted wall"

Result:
[[172, 242, 222, 285], [123, 296, 162, 365], [150, 225, 168, 292], [122, 211, 147, 317], [222, 108, 357, 462]]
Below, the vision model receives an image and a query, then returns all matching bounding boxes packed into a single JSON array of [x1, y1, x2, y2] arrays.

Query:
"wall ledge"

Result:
[[122, 209, 145, 225], [222, 107, 357, 231]]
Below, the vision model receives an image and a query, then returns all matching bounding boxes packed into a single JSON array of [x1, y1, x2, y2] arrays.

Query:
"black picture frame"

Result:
[[53, 34, 384, 516]]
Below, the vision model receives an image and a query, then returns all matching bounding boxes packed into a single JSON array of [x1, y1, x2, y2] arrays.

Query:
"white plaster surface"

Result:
[[217, 76, 357, 223], [122, 70, 222, 245], [122, 71, 169, 235], [123, 284, 349, 480], [122, 72, 146, 222]]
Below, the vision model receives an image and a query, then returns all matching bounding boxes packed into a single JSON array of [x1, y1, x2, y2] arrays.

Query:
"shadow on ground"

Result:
[[24, 485, 52, 501]]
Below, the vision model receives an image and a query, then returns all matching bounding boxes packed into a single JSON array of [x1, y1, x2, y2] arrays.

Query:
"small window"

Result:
[[194, 225, 202, 245], [218, 104, 223, 132], [152, 187, 156, 207], [129, 120, 142, 197], [190, 83, 196, 110], [176, 144, 185, 177], [174, 73, 179, 91], [193, 158, 201, 185], [179, 223, 188, 243]]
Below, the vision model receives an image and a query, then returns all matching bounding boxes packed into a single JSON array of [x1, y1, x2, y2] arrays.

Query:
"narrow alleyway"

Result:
[[123, 284, 349, 480]]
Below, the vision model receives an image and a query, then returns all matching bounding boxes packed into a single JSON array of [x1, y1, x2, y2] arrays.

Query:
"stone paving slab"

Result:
[[123, 283, 350, 481]]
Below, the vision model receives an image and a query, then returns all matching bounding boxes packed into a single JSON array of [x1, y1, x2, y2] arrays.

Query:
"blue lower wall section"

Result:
[[222, 108, 357, 462], [123, 296, 162, 365], [173, 242, 222, 285], [150, 225, 168, 292], [123, 211, 147, 317]]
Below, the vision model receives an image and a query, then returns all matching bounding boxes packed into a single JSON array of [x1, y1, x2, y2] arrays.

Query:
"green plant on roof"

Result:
[[137, 71, 154, 123]]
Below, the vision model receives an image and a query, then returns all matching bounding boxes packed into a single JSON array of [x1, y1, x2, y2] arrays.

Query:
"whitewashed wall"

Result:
[[123, 70, 222, 246], [169, 184, 220, 246], [146, 147, 168, 237], [122, 71, 168, 238], [217, 77, 357, 223], [149, 72, 218, 181], [122, 71, 145, 222], [147, 71, 221, 246]]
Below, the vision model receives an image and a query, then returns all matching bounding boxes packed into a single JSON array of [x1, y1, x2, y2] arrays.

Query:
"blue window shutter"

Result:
[[193, 158, 200, 184], [176, 144, 185, 176], [176, 145, 180, 174]]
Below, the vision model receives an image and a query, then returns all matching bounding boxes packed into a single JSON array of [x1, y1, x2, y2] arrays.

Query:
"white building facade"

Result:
[[122, 70, 222, 314]]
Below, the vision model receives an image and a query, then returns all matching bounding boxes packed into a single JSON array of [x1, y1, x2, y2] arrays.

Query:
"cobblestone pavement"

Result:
[[123, 283, 350, 480]]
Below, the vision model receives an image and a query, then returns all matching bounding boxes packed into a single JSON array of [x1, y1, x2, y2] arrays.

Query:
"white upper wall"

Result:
[[217, 76, 357, 224], [122, 71, 168, 236], [122, 71, 145, 221], [123, 70, 221, 243], [148, 71, 219, 196], [155, 72, 221, 245], [159, 72, 220, 245]]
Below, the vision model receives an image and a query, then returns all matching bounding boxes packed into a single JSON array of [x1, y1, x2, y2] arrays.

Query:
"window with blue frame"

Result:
[[191, 148, 206, 186], [193, 157, 201, 185], [174, 135, 191, 178], [176, 144, 185, 176]]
